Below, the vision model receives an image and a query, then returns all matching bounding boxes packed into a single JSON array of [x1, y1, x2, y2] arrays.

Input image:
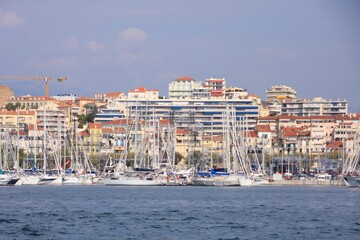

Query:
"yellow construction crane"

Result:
[[0, 76, 67, 97]]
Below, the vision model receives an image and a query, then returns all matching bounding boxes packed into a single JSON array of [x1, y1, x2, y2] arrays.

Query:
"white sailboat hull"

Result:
[[0, 174, 12, 185], [20, 175, 41, 185], [192, 178, 214, 186], [38, 176, 63, 185], [213, 176, 241, 186], [239, 177, 254, 186], [63, 175, 93, 185], [104, 177, 163, 186]]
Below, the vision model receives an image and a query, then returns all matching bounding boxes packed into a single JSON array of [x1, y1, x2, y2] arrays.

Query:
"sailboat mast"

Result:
[[15, 108, 20, 174], [43, 107, 47, 174]]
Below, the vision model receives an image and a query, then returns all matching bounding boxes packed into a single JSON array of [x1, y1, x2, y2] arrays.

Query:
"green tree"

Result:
[[18, 149, 26, 167], [77, 114, 87, 128], [85, 105, 98, 123], [5, 102, 21, 111]]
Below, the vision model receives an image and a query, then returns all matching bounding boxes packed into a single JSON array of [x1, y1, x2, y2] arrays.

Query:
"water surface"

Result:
[[0, 186, 359, 239]]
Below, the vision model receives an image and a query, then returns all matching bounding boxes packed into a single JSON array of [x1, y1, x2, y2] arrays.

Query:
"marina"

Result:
[[2, 100, 358, 188]]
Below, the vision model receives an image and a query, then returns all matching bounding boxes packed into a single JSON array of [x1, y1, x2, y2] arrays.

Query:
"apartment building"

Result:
[[7, 96, 56, 109], [281, 97, 348, 116], [168, 76, 203, 99], [94, 92, 125, 102], [265, 85, 297, 116], [37, 107, 69, 139], [0, 109, 37, 129], [266, 85, 297, 100], [257, 115, 360, 156], [203, 77, 226, 98], [114, 98, 259, 134], [224, 87, 248, 99], [128, 87, 159, 100], [81, 123, 103, 153]]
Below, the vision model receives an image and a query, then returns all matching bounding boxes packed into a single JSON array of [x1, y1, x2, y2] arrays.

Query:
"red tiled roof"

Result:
[[211, 90, 224, 96], [282, 127, 298, 137], [244, 130, 257, 138], [78, 97, 94, 101], [106, 92, 124, 98], [175, 76, 193, 81], [88, 123, 102, 129], [159, 119, 171, 125], [255, 124, 271, 132], [298, 130, 310, 136], [129, 87, 146, 93], [176, 129, 190, 135], [102, 128, 112, 134], [79, 130, 90, 137], [282, 127, 309, 137], [103, 119, 133, 125], [326, 141, 343, 149]]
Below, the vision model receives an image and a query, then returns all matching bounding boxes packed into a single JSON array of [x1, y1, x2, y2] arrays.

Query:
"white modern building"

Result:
[[37, 107, 69, 139], [265, 85, 297, 116], [281, 97, 348, 116], [113, 98, 259, 136], [52, 94, 77, 101], [266, 85, 297, 100], [168, 76, 203, 99]]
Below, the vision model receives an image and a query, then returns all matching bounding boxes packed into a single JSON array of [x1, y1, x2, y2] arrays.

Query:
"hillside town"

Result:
[[0, 76, 359, 186]]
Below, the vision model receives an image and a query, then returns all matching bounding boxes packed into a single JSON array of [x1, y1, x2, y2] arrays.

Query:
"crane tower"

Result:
[[0, 76, 67, 97]]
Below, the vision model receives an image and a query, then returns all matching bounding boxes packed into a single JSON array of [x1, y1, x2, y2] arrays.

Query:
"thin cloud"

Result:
[[86, 41, 104, 52], [0, 9, 24, 28], [65, 38, 79, 49], [118, 28, 148, 43]]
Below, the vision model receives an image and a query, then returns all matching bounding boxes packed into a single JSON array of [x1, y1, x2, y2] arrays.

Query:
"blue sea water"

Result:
[[0, 186, 359, 240]]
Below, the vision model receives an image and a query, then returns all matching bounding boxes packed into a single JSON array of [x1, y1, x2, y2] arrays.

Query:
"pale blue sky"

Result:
[[0, 0, 359, 111]]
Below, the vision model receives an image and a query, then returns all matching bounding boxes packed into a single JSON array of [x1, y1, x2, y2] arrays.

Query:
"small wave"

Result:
[[149, 225, 163, 229], [217, 237, 240, 240], [0, 218, 19, 224], [230, 225, 246, 229], [21, 224, 43, 237], [168, 209, 180, 213], [97, 212, 113, 217]]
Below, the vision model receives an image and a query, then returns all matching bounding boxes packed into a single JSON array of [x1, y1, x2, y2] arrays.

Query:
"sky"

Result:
[[0, 0, 359, 112]]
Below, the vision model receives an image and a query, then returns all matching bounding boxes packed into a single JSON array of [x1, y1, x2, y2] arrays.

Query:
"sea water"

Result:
[[0, 186, 359, 240]]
